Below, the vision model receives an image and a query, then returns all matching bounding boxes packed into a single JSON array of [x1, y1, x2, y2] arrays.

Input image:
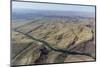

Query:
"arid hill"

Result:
[[11, 18, 95, 65]]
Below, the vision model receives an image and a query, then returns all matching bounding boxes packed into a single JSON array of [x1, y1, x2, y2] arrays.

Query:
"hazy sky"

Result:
[[12, 1, 95, 12]]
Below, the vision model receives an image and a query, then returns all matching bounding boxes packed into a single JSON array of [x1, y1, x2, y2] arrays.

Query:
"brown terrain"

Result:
[[11, 18, 95, 65]]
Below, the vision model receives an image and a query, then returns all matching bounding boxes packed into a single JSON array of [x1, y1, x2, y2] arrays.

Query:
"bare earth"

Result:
[[11, 18, 95, 65]]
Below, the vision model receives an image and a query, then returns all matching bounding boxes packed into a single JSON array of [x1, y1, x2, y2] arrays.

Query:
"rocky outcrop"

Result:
[[64, 55, 94, 62]]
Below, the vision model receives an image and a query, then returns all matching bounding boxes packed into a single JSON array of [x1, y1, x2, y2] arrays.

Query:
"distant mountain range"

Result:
[[12, 9, 95, 20]]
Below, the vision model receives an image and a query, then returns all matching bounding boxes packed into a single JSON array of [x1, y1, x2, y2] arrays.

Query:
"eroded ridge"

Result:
[[12, 18, 95, 65]]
